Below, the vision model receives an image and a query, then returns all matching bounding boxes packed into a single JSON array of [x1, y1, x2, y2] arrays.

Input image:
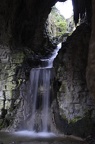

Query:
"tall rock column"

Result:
[[87, 0, 95, 100], [53, 23, 95, 137]]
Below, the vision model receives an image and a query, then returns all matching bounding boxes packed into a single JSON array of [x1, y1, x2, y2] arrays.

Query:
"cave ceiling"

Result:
[[0, 0, 92, 55]]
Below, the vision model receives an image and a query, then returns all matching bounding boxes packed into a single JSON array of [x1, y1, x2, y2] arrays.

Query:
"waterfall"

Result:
[[23, 43, 61, 133], [41, 69, 50, 131], [25, 68, 51, 132], [30, 69, 40, 130], [41, 43, 61, 68]]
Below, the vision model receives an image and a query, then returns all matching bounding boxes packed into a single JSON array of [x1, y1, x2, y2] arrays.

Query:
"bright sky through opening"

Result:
[[55, 0, 73, 19]]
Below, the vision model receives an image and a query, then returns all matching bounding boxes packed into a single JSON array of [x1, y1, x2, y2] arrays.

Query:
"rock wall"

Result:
[[53, 23, 95, 137], [0, 45, 25, 128], [87, 0, 95, 101]]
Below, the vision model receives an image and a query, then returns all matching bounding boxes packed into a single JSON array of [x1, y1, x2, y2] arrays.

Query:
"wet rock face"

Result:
[[0, 45, 25, 128], [53, 23, 95, 137]]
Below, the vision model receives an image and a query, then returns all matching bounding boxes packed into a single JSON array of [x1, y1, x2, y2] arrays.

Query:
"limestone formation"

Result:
[[0, 0, 95, 143]]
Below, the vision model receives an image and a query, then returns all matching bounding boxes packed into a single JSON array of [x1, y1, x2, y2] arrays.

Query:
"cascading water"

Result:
[[41, 69, 50, 132], [27, 68, 51, 132], [30, 69, 40, 130], [23, 43, 61, 133], [41, 43, 61, 68]]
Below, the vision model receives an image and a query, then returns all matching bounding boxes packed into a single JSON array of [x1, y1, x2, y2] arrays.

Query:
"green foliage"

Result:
[[56, 20, 67, 35], [47, 6, 67, 38], [52, 7, 67, 30]]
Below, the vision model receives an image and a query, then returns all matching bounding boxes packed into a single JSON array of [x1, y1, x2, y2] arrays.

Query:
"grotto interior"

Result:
[[0, 0, 95, 144]]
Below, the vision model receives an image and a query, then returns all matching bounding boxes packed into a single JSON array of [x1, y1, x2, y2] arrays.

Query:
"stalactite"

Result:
[[78, 0, 85, 19], [72, 0, 92, 25], [72, 0, 79, 25]]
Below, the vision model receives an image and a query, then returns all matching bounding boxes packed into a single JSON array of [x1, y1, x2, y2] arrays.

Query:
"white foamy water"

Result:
[[0, 131, 84, 144], [14, 130, 36, 136], [37, 132, 56, 137], [41, 69, 51, 131], [23, 68, 52, 132], [41, 43, 62, 68], [30, 69, 40, 130], [13, 130, 56, 138]]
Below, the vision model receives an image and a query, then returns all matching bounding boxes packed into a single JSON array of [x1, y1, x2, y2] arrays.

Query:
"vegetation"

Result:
[[51, 6, 67, 36], [46, 6, 67, 43]]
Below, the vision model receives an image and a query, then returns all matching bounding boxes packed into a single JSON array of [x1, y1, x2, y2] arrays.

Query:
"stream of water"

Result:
[[32, 43, 61, 132], [28, 68, 51, 132], [23, 43, 61, 133]]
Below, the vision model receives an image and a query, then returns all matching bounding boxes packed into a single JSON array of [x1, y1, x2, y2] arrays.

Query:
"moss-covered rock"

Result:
[[53, 23, 95, 137], [0, 46, 25, 129]]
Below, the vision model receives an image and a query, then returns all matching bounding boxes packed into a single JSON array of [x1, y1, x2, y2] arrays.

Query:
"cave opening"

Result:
[[45, 0, 75, 46]]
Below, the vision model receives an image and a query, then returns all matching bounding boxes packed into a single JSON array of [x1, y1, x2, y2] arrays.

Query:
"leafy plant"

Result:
[[46, 6, 67, 41]]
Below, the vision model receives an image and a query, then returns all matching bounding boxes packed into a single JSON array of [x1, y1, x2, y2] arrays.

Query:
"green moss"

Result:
[[60, 113, 67, 120], [69, 116, 82, 123], [12, 51, 25, 63]]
